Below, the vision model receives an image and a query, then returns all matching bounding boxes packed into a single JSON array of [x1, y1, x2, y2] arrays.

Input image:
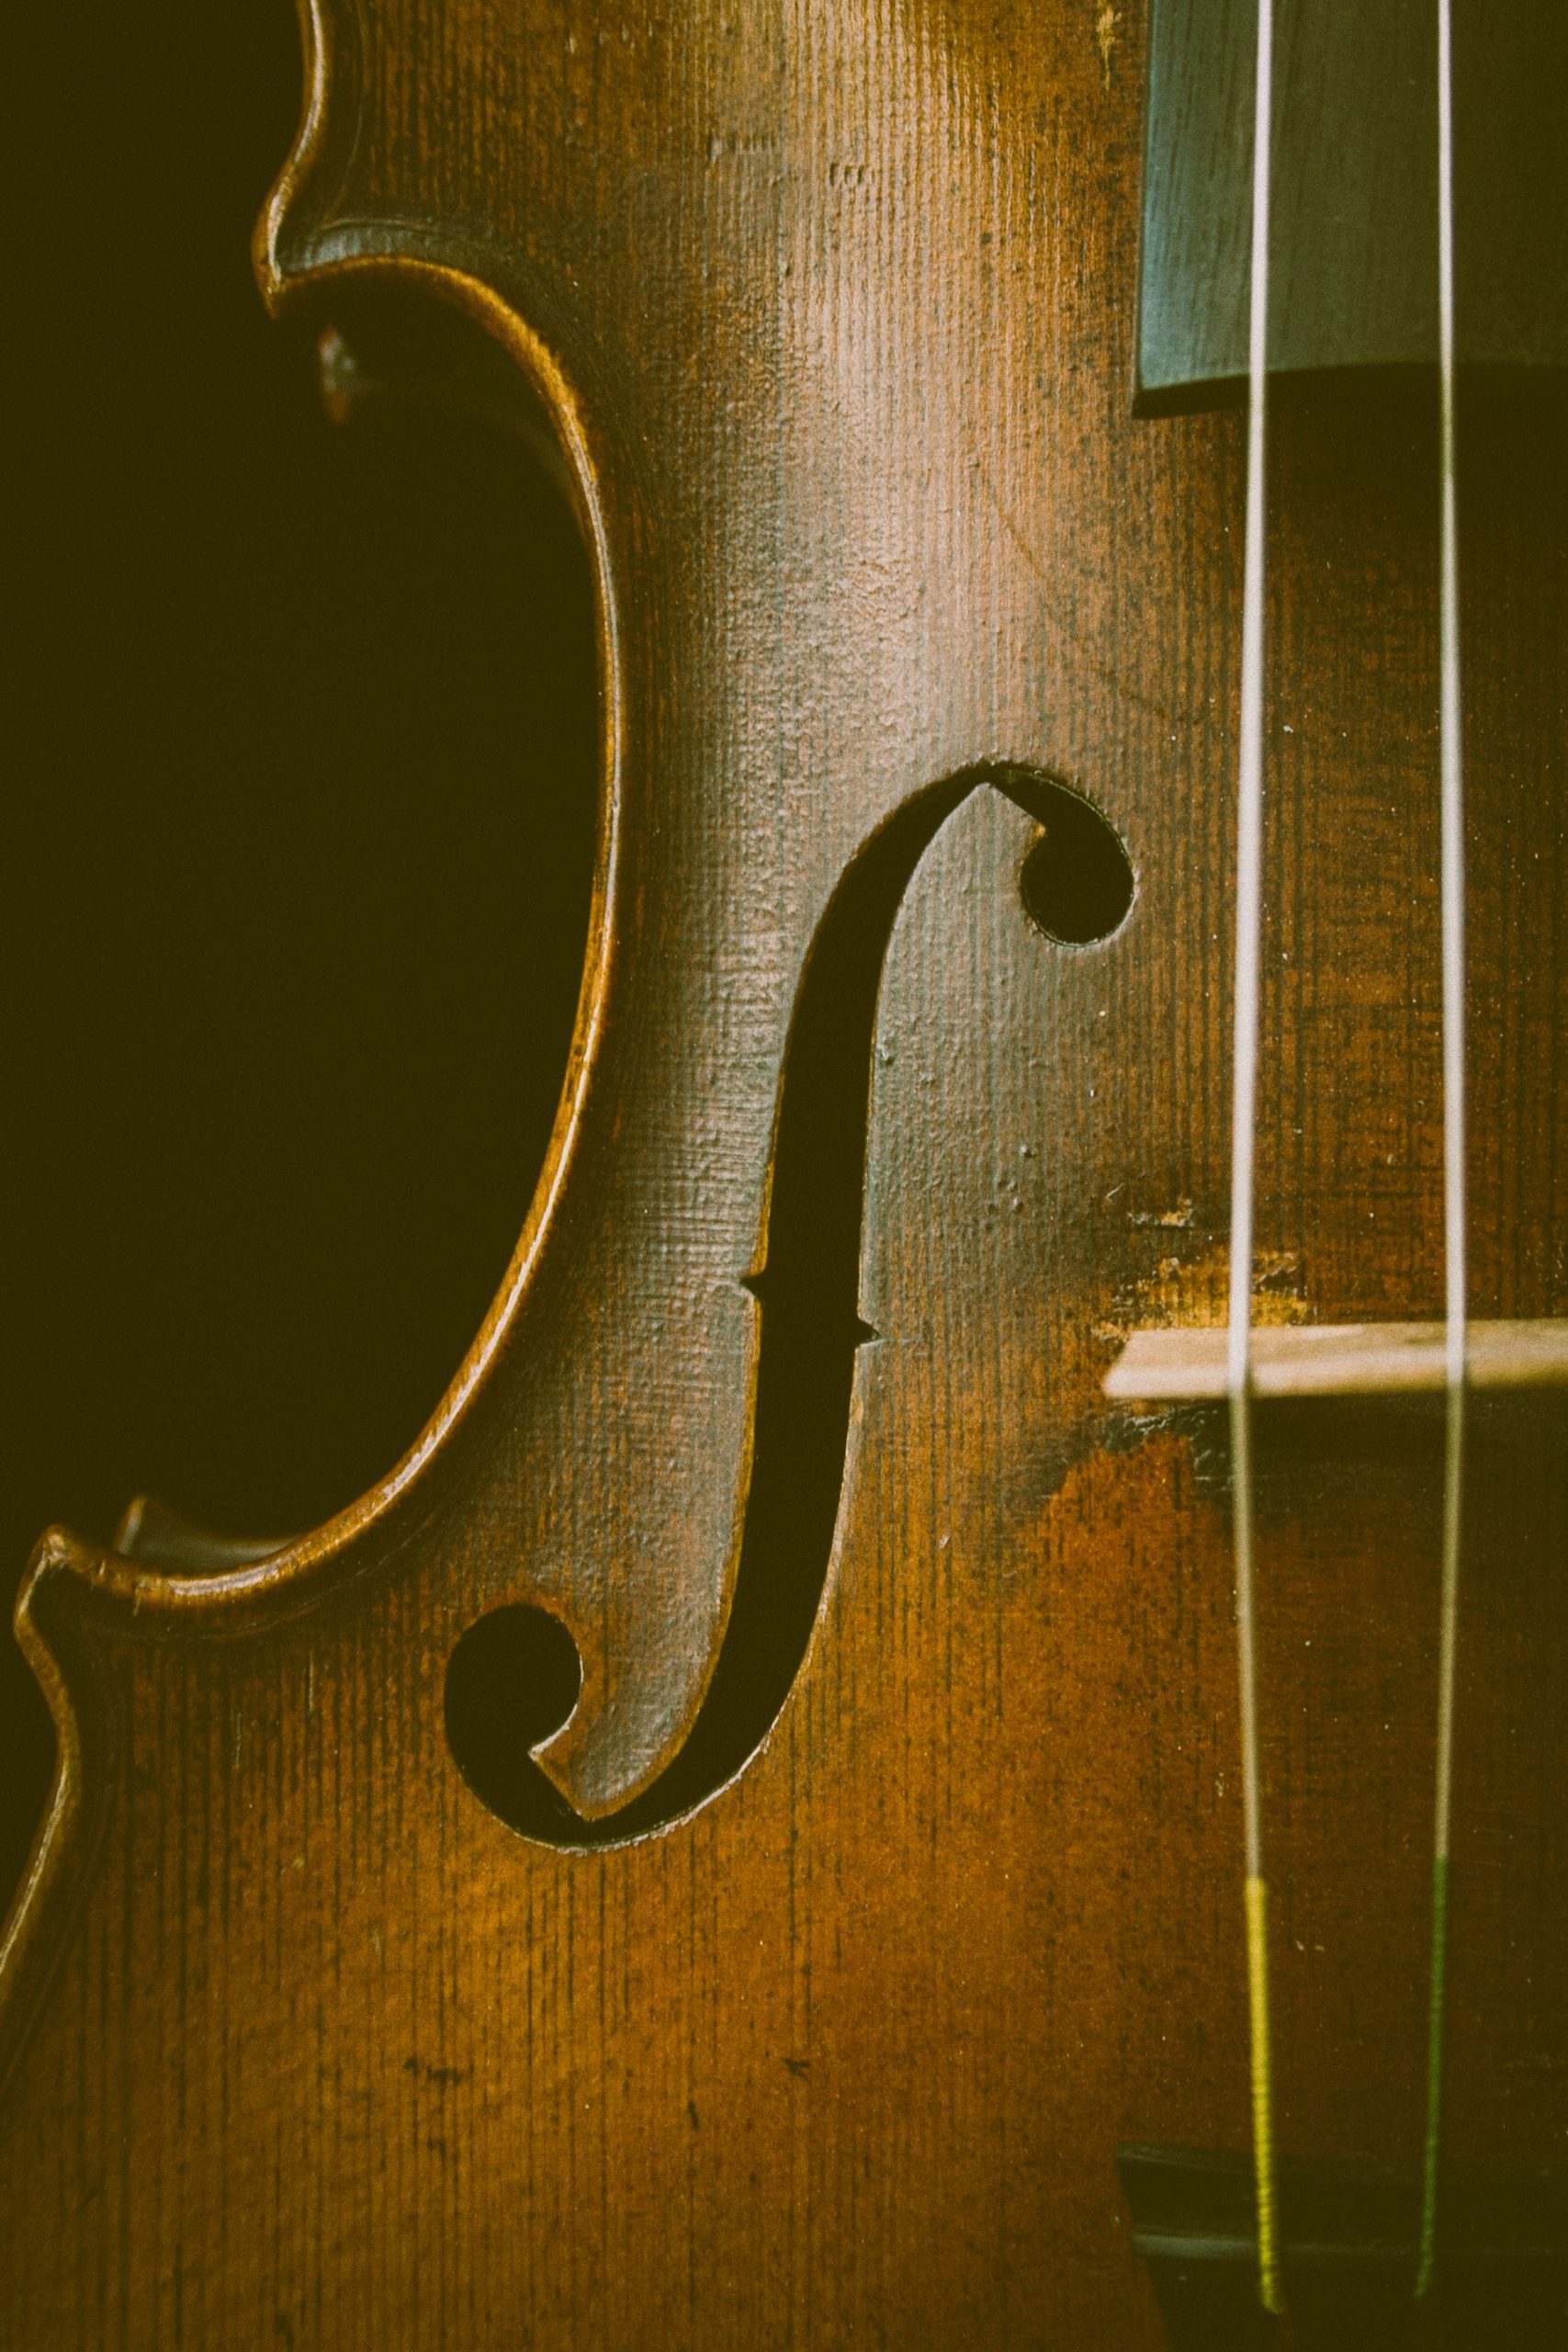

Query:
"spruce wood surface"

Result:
[[1, 4, 1563, 2343]]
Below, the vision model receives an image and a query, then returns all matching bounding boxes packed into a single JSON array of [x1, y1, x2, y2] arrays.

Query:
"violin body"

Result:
[[1, 4, 1563, 2344]]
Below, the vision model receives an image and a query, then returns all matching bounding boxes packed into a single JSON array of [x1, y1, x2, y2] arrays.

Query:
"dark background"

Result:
[[0, 4, 599, 1909]]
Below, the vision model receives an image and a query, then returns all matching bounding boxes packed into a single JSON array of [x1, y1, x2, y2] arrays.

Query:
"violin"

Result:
[[2, 3, 1563, 2344]]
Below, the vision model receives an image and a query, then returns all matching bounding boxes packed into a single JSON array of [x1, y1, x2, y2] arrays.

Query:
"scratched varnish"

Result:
[[1, 4, 1563, 2346]]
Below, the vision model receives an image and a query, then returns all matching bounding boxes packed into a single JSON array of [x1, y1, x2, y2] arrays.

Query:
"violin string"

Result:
[[1418, 0, 1467, 2296], [1230, 0, 1282, 2315]]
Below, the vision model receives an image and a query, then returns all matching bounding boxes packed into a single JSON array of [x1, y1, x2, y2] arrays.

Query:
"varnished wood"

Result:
[[112, 1498, 288, 1576], [1107, 1318, 1568, 1399], [1, 3, 1563, 2345]]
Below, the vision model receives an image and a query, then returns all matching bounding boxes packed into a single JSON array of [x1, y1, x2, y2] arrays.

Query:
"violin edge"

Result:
[[0, 251, 628, 2017]]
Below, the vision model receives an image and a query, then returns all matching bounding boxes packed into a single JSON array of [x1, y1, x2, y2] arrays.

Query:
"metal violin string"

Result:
[[1230, 8, 1479, 2312], [1417, 0, 1470, 2297], [1229, 0, 1280, 2315]]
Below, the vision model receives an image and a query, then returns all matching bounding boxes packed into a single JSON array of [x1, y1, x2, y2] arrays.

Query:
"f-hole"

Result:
[[444, 768, 1134, 1846]]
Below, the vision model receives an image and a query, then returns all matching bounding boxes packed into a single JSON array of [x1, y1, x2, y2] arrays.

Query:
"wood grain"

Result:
[[1107, 1319, 1568, 1397], [0, 3, 1562, 2343]]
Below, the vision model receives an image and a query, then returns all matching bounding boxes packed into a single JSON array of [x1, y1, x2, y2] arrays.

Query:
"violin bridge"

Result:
[[1104, 1319, 1568, 1403]]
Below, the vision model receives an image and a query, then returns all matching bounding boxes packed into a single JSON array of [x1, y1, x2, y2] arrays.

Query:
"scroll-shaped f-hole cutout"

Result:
[[444, 766, 1133, 1845], [1010, 773, 1135, 944], [444, 1605, 585, 1838]]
